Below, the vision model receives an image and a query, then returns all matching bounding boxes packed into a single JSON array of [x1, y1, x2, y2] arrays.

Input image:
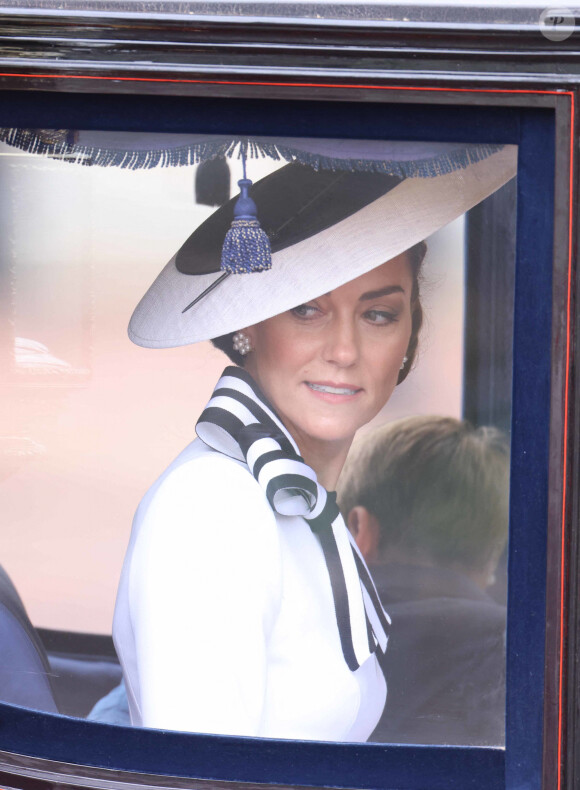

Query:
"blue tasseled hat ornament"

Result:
[[220, 156, 272, 275], [182, 157, 273, 313]]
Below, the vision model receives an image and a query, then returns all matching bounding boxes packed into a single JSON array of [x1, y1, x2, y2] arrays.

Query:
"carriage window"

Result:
[[0, 132, 516, 745]]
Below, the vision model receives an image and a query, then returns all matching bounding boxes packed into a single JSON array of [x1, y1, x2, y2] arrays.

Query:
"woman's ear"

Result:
[[346, 506, 381, 563]]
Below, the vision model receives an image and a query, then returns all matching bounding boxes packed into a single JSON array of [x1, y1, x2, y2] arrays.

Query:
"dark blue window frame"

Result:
[[0, 90, 554, 790]]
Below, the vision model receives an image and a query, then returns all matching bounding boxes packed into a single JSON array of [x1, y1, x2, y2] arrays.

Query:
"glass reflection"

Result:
[[0, 133, 515, 747]]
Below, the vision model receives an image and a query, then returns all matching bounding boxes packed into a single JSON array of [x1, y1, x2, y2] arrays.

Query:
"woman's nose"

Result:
[[322, 318, 359, 367]]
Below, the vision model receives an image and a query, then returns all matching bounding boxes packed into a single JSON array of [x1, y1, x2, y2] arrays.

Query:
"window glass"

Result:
[[0, 131, 516, 746]]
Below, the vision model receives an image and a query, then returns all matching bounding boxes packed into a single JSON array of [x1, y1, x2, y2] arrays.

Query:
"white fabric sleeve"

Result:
[[128, 454, 283, 736]]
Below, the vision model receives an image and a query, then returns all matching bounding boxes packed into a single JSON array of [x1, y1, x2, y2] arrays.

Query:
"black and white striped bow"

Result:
[[196, 366, 390, 671]]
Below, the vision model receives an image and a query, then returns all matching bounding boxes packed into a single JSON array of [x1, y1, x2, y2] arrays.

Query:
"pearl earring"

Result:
[[233, 331, 252, 356], [400, 355, 408, 371]]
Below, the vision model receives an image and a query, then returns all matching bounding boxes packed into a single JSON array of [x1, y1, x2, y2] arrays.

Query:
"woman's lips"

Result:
[[305, 381, 363, 402]]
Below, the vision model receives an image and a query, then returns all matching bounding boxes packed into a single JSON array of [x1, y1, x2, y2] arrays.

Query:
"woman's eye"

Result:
[[365, 309, 398, 325], [291, 303, 320, 319]]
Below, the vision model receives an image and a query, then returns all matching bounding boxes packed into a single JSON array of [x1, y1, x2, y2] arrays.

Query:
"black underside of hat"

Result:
[[175, 163, 402, 275]]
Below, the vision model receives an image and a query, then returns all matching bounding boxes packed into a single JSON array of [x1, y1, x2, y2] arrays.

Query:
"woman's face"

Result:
[[243, 253, 414, 452]]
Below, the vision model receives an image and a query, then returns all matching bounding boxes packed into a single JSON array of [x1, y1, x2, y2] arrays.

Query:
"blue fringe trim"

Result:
[[274, 143, 505, 178], [0, 129, 503, 179]]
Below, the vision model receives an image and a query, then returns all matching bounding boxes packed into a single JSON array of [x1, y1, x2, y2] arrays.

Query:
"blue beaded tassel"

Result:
[[220, 154, 272, 274], [182, 154, 272, 314]]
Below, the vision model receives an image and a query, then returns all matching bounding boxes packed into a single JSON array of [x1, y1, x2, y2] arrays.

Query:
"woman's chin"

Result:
[[273, 389, 382, 449], [287, 416, 365, 448]]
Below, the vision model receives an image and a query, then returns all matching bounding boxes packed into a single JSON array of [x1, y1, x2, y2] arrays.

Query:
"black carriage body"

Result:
[[0, 4, 577, 790]]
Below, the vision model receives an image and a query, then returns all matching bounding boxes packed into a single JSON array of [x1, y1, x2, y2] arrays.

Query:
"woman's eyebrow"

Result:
[[360, 285, 405, 301]]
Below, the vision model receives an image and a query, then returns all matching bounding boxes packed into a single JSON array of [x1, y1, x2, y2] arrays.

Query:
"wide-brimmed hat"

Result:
[[128, 141, 517, 348]]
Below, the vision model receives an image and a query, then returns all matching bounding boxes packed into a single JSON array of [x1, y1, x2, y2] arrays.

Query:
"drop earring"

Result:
[[233, 331, 253, 356], [400, 355, 408, 371]]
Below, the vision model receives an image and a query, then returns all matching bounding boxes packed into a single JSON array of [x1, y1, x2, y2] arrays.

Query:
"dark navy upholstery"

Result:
[[0, 565, 59, 713]]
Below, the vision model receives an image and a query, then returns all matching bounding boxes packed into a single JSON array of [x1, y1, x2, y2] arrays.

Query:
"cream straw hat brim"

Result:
[[129, 145, 517, 348]]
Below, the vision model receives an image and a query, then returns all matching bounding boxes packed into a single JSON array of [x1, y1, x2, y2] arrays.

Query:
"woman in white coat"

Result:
[[113, 142, 516, 742]]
